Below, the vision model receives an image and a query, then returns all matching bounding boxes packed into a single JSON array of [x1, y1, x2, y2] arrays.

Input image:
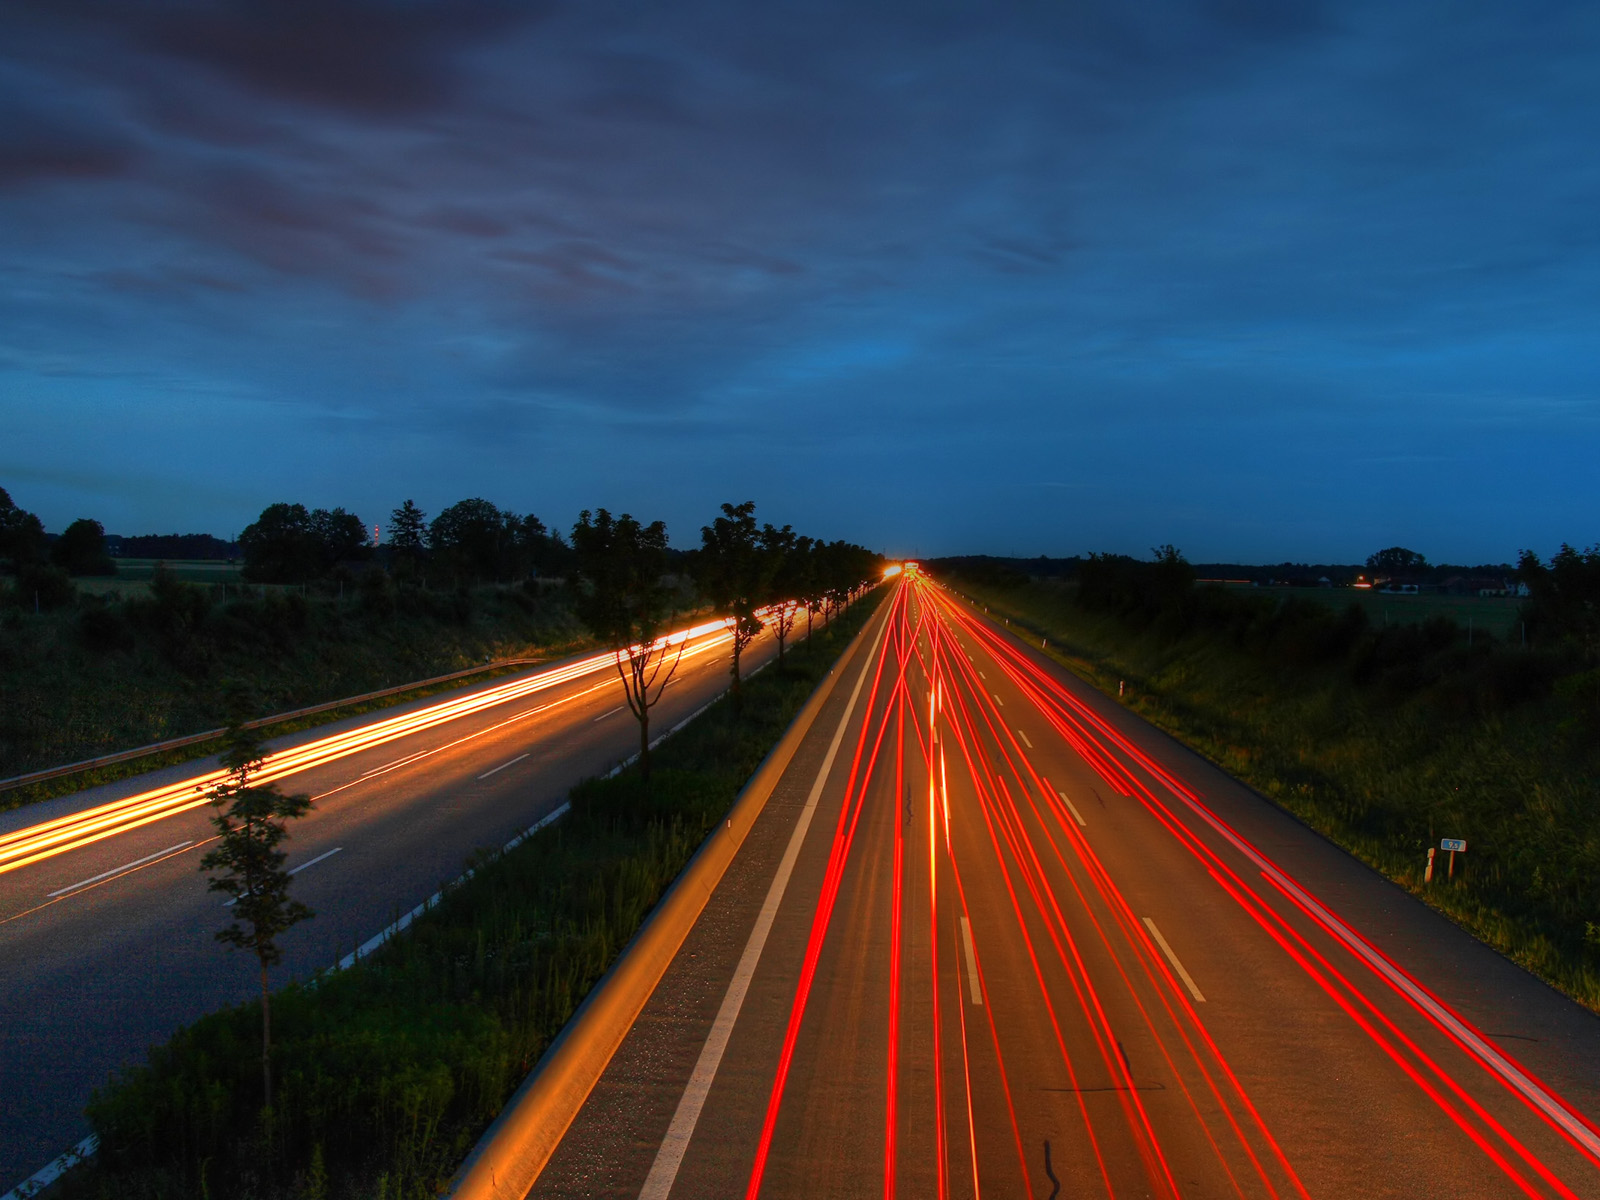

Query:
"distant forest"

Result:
[[930, 552, 1520, 590], [106, 533, 239, 560]]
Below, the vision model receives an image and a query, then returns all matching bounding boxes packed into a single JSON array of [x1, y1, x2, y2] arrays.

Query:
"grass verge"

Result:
[[1, 654, 578, 813], [946, 576, 1600, 1013], [61, 591, 883, 1200], [0, 579, 587, 794]]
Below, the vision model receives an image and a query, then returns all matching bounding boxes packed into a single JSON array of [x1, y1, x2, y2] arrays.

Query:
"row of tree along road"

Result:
[[187, 500, 879, 1144]]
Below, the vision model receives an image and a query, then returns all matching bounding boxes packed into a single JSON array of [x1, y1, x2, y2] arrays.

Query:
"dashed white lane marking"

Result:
[[960, 917, 983, 1005], [224, 847, 343, 907], [48, 840, 193, 898], [1058, 790, 1087, 827], [291, 846, 343, 876], [593, 705, 627, 722], [1017, 729, 1032, 748], [478, 752, 530, 779], [1143, 917, 1205, 1002], [993, 693, 1004, 706]]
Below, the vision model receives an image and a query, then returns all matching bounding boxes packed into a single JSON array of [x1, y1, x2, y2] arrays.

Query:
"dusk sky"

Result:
[[2, 2, 1596, 563]]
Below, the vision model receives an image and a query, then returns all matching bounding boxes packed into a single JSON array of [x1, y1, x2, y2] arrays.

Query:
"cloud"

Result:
[[0, 1, 1598, 559], [13, 0, 540, 115], [0, 130, 132, 188]]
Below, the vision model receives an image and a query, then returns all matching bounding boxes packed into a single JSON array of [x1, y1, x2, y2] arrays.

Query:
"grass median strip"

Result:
[[60, 592, 882, 1200]]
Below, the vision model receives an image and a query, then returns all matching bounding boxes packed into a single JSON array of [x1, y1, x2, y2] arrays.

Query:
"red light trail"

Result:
[[736, 576, 1598, 1199]]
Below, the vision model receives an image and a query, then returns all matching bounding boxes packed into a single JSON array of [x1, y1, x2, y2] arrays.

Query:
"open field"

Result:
[[1250, 584, 1526, 640], [75, 560, 247, 600]]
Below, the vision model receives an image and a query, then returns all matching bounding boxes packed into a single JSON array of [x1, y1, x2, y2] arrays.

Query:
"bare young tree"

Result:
[[571, 509, 683, 781]]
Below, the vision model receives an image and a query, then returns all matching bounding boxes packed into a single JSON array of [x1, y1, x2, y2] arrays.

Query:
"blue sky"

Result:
[[2, 1, 1596, 562]]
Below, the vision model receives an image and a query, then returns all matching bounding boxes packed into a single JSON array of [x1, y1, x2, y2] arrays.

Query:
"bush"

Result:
[[79, 604, 135, 654], [11, 563, 76, 611]]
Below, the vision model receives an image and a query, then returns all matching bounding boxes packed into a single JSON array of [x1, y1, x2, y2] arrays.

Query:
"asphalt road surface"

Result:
[[534, 575, 1600, 1199], [0, 615, 797, 1192]]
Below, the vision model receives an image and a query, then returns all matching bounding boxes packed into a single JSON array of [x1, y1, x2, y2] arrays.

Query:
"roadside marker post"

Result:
[[1441, 837, 1467, 881], [1425, 846, 1435, 883]]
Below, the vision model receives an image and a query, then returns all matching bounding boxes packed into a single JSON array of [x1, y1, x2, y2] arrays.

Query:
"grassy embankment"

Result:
[[0, 570, 589, 807], [66, 588, 883, 1200], [945, 572, 1600, 1011]]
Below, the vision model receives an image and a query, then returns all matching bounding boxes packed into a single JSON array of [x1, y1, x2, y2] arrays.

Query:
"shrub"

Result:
[[12, 563, 76, 611], [79, 604, 135, 654]]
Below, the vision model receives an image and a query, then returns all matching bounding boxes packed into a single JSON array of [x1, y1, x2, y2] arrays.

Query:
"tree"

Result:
[[511, 512, 567, 578], [429, 498, 546, 584], [240, 503, 314, 582], [388, 499, 428, 579], [694, 501, 772, 709], [1366, 547, 1429, 578], [309, 507, 370, 571], [761, 524, 801, 670], [199, 707, 313, 1114], [571, 509, 683, 781], [812, 539, 879, 623], [1520, 544, 1600, 658], [0, 486, 46, 572], [51, 517, 117, 576], [796, 537, 827, 641], [239, 503, 369, 582], [388, 500, 427, 556]]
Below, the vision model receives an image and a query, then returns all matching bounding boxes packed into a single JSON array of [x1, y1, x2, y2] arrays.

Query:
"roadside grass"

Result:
[[62, 591, 882, 1200], [0, 581, 589, 804], [948, 577, 1600, 1013]]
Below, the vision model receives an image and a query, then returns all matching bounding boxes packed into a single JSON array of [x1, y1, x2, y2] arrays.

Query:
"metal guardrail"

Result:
[[0, 654, 561, 794]]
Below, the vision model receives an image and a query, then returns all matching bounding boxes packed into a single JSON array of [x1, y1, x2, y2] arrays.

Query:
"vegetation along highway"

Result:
[[0, 613, 785, 1190]]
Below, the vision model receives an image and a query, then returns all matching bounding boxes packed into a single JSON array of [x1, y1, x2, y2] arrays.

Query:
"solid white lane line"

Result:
[[223, 847, 343, 907], [638, 610, 889, 1200], [1058, 790, 1087, 827], [478, 753, 530, 780], [960, 917, 983, 1006], [1143, 917, 1205, 1002], [48, 840, 193, 897], [1017, 729, 1032, 749]]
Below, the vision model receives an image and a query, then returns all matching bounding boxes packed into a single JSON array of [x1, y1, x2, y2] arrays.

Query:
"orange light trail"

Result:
[[0, 616, 747, 879]]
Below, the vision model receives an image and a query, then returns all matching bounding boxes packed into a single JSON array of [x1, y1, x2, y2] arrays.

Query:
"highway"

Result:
[[0, 614, 795, 1192], [533, 575, 1600, 1199]]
